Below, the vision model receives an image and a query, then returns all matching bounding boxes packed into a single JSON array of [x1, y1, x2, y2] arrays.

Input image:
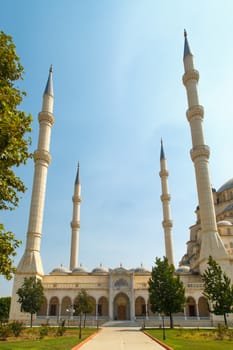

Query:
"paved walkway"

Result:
[[79, 326, 166, 350]]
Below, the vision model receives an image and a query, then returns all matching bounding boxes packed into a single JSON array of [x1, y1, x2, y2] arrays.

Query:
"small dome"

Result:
[[217, 220, 232, 226], [92, 264, 108, 273], [50, 265, 70, 275], [218, 178, 233, 193], [72, 264, 88, 274], [112, 264, 128, 273], [176, 265, 190, 273], [134, 264, 150, 274]]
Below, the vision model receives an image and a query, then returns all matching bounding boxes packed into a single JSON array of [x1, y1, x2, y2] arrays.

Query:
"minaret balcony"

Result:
[[162, 220, 173, 228], [182, 69, 199, 85], [38, 111, 55, 125], [160, 194, 171, 201], [71, 221, 80, 229], [190, 145, 210, 162], [186, 105, 204, 122], [159, 169, 169, 177], [34, 149, 51, 164]]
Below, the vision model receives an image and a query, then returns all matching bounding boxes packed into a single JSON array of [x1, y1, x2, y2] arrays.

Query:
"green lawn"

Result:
[[0, 328, 97, 350], [145, 328, 233, 350]]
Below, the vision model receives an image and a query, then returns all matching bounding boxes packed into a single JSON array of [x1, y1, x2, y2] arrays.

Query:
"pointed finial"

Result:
[[44, 65, 54, 96], [160, 138, 165, 160], [183, 29, 192, 58], [75, 162, 80, 185]]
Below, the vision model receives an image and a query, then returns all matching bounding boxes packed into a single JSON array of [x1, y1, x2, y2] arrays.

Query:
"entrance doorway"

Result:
[[114, 293, 130, 320]]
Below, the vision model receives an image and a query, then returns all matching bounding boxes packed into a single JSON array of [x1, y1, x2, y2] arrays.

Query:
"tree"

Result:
[[0, 297, 11, 323], [202, 256, 233, 326], [74, 290, 93, 338], [148, 256, 186, 328], [0, 30, 32, 279], [17, 276, 44, 327], [0, 224, 21, 279]]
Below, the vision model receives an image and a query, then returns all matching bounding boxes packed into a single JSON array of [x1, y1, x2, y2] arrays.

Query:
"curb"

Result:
[[143, 330, 173, 350], [71, 328, 102, 350]]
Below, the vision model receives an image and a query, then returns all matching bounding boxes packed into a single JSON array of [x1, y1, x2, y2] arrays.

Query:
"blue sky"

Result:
[[1, 0, 233, 296]]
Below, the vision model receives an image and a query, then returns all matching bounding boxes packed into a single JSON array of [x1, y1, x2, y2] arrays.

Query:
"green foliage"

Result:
[[56, 324, 66, 336], [9, 320, 24, 337], [16, 276, 44, 327], [202, 256, 233, 326], [148, 256, 186, 328], [0, 30, 33, 280], [0, 297, 11, 321], [0, 323, 10, 339], [39, 324, 49, 339], [0, 224, 21, 279], [74, 289, 94, 316], [0, 30, 33, 211], [145, 328, 233, 350]]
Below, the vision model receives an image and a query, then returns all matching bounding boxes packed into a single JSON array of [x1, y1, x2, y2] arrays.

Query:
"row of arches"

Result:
[[38, 295, 108, 317], [37, 294, 210, 319]]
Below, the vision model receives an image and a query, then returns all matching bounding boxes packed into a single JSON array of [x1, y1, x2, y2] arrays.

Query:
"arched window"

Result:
[[135, 296, 146, 316], [37, 297, 47, 316], [49, 296, 59, 316]]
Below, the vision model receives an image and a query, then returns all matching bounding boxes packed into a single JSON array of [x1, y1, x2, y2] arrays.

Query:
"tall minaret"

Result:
[[10, 67, 55, 320], [182, 31, 227, 272], [69, 163, 81, 270], [159, 140, 174, 266]]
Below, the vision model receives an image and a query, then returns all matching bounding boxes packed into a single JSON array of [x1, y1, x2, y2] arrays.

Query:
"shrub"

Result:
[[0, 324, 10, 340], [56, 320, 66, 336], [8, 321, 24, 337], [39, 324, 49, 339]]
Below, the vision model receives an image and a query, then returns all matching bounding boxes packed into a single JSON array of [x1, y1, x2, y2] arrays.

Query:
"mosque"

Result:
[[9, 33, 233, 325]]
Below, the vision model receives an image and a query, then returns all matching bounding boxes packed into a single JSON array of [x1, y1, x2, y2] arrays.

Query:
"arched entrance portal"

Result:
[[114, 293, 130, 320]]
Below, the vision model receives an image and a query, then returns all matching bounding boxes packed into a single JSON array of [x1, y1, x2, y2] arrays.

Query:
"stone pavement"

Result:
[[78, 326, 166, 350]]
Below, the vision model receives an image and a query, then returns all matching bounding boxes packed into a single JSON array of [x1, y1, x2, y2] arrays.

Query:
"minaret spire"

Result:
[[159, 139, 174, 266], [70, 163, 82, 270], [182, 33, 227, 272], [10, 67, 55, 320]]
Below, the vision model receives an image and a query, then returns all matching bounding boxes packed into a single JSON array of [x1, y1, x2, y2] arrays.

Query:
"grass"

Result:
[[145, 328, 233, 350], [0, 327, 97, 350]]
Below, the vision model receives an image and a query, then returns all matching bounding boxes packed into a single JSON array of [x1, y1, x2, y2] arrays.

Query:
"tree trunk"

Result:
[[169, 312, 173, 329], [30, 313, 33, 328], [79, 313, 82, 339], [224, 313, 228, 327], [84, 313, 86, 328]]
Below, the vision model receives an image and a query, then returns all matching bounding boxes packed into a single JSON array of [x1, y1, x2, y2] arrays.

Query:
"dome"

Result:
[[92, 264, 108, 273], [218, 178, 233, 193], [176, 265, 190, 273], [72, 264, 88, 274], [223, 203, 233, 213], [217, 220, 232, 226], [134, 264, 151, 274], [50, 265, 70, 275]]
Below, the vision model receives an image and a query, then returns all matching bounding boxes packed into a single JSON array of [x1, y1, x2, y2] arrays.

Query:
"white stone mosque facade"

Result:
[[9, 33, 233, 325]]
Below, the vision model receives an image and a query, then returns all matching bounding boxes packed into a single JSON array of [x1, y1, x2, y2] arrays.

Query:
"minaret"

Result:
[[69, 163, 81, 270], [159, 139, 174, 266], [10, 67, 55, 320], [182, 31, 227, 272]]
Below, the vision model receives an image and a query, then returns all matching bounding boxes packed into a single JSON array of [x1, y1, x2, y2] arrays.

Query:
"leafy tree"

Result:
[[202, 256, 233, 326], [0, 297, 11, 323], [74, 289, 93, 338], [17, 276, 44, 327], [0, 224, 21, 279], [148, 256, 186, 328], [0, 30, 32, 279]]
